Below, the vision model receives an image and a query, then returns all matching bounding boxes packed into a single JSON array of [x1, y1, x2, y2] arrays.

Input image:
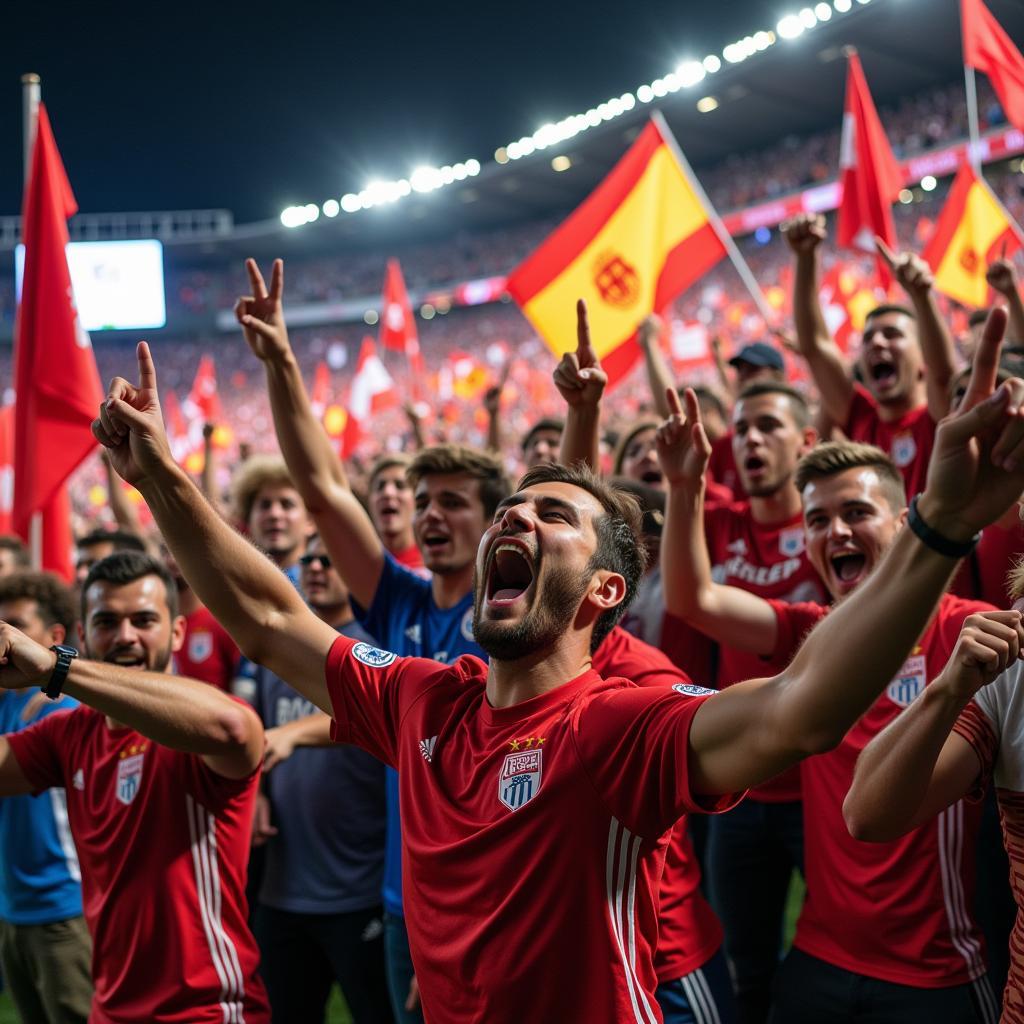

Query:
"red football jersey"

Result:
[[7, 707, 268, 1024], [843, 383, 936, 499], [594, 626, 723, 982], [705, 502, 827, 802], [175, 606, 239, 692], [325, 635, 740, 1023], [950, 522, 1024, 608], [770, 593, 992, 987]]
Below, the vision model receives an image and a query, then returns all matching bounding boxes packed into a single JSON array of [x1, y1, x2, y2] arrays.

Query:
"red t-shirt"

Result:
[[950, 522, 1024, 608], [392, 542, 427, 576], [594, 626, 724, 982], [175, 606, 239, 692], [706, 502, 827, 802], [843, 383, 936, 499], [770, 593, 992, 987], [707, 432, 745, 500], [325, 635, 741, 1023], [7, 707, 268, 1023]]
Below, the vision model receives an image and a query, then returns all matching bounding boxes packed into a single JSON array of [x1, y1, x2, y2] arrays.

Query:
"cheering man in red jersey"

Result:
[[93, 304, 1024, 1024]]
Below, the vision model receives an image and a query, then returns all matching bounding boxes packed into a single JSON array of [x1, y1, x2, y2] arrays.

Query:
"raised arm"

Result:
[[657, 388, 780, 655], [99, 449, 154, 551], [92, 342, 339, 711], [199, 422, 228, 517], [688, 309, 1024, 795], [877, 238, 957, 421], [783, 214, 855, 425], [638, 315, 677, 420], [235, 259, 385, 609], [554, 299, 608, 472], [842, 610, 1023, 840], [987, 256, 1024, 346], [0, 621, 264, 779]]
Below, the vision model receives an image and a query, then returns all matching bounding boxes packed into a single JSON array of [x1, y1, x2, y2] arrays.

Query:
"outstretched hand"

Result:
[[235, 258, 291, 362], [655, 387, 711, 488], [875, 237, 934, 300], [92, 342, 173, 488], [552, 299, 608, 408], [919, 307, 1024, 539]]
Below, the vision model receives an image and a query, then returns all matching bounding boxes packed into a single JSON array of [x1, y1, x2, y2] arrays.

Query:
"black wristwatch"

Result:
[[43, 645, 78, 700]]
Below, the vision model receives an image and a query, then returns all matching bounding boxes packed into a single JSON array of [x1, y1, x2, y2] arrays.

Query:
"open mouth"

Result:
[[377, 503, 400, 517], [744, 455, 766, 474], [640, 468, 663, 485], [869, 362, 897, 386], [486, 542, 537, 605], [830, 551, 867, 584], [423, 534, 450, 552], [107, 650, 147, 668]]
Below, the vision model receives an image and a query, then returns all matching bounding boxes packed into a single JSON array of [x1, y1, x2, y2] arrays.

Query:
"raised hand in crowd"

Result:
[[654, 387, 711, 490], [554, 299, 607, 471], [235, 258, 291, 362], [987, 252, 1024, 344]]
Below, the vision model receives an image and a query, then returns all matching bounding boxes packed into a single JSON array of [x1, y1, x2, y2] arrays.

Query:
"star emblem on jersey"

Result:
[[499, 748, 543, 811], [419, 736, 438, 763], [507, 736, 546, 751]]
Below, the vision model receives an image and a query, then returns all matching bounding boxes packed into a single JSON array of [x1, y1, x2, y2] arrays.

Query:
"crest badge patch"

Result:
[[779, 527, 805, 557], [188, 631, 213, 664], [116, 753, 145, 806], [891, 433, 917, 469], [352, 643, 397, 669], [886, 653, 927, 708], [499, 749, 543, 811]]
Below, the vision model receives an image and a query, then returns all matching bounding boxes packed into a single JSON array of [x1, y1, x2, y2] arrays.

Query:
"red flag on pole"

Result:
[[0, 407, 12, 536], [962, 0, 1024, 133], [836, 53, 903, 287], [310, 361, 331, 420], [183, 354, 222, 423], [13, 103, 102, 554], [380, 259, 418, 354], [341, 338, 398, 458]]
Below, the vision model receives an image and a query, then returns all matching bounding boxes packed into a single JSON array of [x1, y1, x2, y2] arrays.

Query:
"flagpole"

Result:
[[964, 64, 982, 169], [21, 74, 43, 567], [650, 110, 775, 325]]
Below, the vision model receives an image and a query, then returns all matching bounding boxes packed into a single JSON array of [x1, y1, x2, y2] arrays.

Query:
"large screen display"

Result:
[[16, 238, 167, 332]]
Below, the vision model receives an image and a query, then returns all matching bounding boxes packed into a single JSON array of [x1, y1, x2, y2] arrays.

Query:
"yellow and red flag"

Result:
[[922, 164, 1024, 308], [506, 117, 728, 387]]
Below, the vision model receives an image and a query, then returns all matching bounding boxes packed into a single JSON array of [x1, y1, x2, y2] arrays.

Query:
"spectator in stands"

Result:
[[0, 571, 91, 1024], [0, 552, 269, 1021], [0, 537, 29, 579], [73, 529, 147, 585], [366, 455, 423, 572], [520, 417, 564, 469]]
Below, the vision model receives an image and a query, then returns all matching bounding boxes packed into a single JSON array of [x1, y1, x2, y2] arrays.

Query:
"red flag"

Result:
[[0, 407, 12, 535], [310, 361, 331, 420], [836, 53, 904, 286], [962, 0, 1024, 133], [40, 486, 73, 583], [380, 259, 419, 354], [341, 338, 398, 458], [163, 389, 193, 464], [13, 104, 102, 542], [183, 354, 222, 423]]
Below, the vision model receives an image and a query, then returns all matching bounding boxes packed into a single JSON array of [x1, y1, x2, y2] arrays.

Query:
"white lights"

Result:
[[777, 14, 805, 38], [921, 174, 937, 191], [835, 0, 852, 8], [322, 199, 340, 218], [703, 54, 722, 73], [697, 96, 719, 113], [799, 7, 818, 28], [676, 61, 706, 87], [551, 155, 572, 172], [815, 2, 832, 19], [899, 188, 914, 204], [637, 84, 654, 103]]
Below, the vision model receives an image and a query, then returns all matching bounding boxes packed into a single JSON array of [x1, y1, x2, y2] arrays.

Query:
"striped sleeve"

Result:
[[952, 700, 999, 803]]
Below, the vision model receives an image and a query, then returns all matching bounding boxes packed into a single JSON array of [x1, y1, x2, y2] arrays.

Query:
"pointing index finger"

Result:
[[874, 236, 897, 270], [136, 341, 158, 393], [960, 306, 1007, 413], [576, 299, 597, 367], [246, 258, 268, 302]]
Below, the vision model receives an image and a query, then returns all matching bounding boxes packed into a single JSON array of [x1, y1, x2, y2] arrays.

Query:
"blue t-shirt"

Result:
[[0, 691, 83, 924], [247, 619, 387, 915], [354, 554, 486, 916]]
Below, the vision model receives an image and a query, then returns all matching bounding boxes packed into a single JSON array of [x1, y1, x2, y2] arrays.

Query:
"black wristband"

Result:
[[43, 645, 78, 700], [906, 495, 979, 559]]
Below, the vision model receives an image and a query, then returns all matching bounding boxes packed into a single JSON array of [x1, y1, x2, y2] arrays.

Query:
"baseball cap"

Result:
[[728, 342, 784, 371]]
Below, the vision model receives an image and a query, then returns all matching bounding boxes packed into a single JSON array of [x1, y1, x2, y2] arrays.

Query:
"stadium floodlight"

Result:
[[466, 159, 481, 175], [697, 96, 719, 113], [834, 0, 852, 8], [637, 84, 655, 103], [420, 303, 436, 319], [280, 206, 305, 228], [921, 175, 937, 191], [899, 189, 914, 204], [551, 155, 572, 172], [815, 3, 832, 19], [703, 54, 722, 73], [341, 193, 362, 213], [304, 203, 319, 222], [495, 147, 509, 164], [620, 93, 636, 110], [652, 78, 668, 97], [799, 8, 818, 28], [777, 14, 804, 38], [363, 310, 379, 325], [676, 61, 706, 88], [322, 199, 340, 218], [753, 30, 773, 49]]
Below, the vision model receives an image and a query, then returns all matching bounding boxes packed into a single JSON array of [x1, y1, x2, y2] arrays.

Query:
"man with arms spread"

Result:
[[657, 382, 1002, 1021], [0, 551, 268, 1023], [94, 299, 1024, 1022], [0, 572, 91, 1024], [784, 213, 958, 498]]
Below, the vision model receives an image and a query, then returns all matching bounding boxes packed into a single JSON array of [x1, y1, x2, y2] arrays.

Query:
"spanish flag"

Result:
[[923, 164, 1024, 308], [506, 116, 728, 386]]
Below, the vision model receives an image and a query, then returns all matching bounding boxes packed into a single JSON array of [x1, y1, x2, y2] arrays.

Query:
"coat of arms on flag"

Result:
[[499, 749, 543, 811]]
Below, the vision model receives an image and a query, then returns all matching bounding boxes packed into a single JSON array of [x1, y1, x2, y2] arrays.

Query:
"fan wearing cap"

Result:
[[783, 213, 958, 500]]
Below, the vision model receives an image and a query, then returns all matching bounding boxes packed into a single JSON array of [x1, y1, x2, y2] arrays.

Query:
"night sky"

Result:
[[6, 1, 784, 222]]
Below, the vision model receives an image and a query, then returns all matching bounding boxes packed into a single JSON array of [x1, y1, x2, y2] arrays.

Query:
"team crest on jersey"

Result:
[[779, 527, 805, 557], [891, 433, 917, 469], [116, 752, 145, 805], [461, 608, 475, 643], [188, 631, 213, 664], [886, 652, 927, 708], [352, 642, 397, 669], [499, 749, 543, 811], [673, 683, 718, 697]]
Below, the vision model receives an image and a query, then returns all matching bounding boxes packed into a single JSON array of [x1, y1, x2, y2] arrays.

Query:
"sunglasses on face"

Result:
[[299, 553, 332, 569]]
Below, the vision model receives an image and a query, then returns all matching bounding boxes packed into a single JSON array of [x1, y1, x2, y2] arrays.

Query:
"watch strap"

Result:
[[43, 646, 77, 700], [906, 494, 979, 559]]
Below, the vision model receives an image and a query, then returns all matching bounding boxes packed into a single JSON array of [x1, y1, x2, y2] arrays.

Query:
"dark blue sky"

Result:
[[6, 1, 783, 221]]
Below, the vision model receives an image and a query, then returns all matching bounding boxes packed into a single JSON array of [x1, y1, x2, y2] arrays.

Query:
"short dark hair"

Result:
[[76, 529, 147, 554], [521, 417, 565, 453], [612, 420, 660, 476], [0, 535, 29, 568], [968, 307, 992, 329], [865, 303, 916, 323], [516, 462, 647, 652], [0, 571, 76, 632], [794, 441, 907, 513], [735, 381, 811, 429], [368, 453, 411, 491], [81, 551, 179, 623], [689, 386, 727, 423], [408, 444, 512, 520]]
